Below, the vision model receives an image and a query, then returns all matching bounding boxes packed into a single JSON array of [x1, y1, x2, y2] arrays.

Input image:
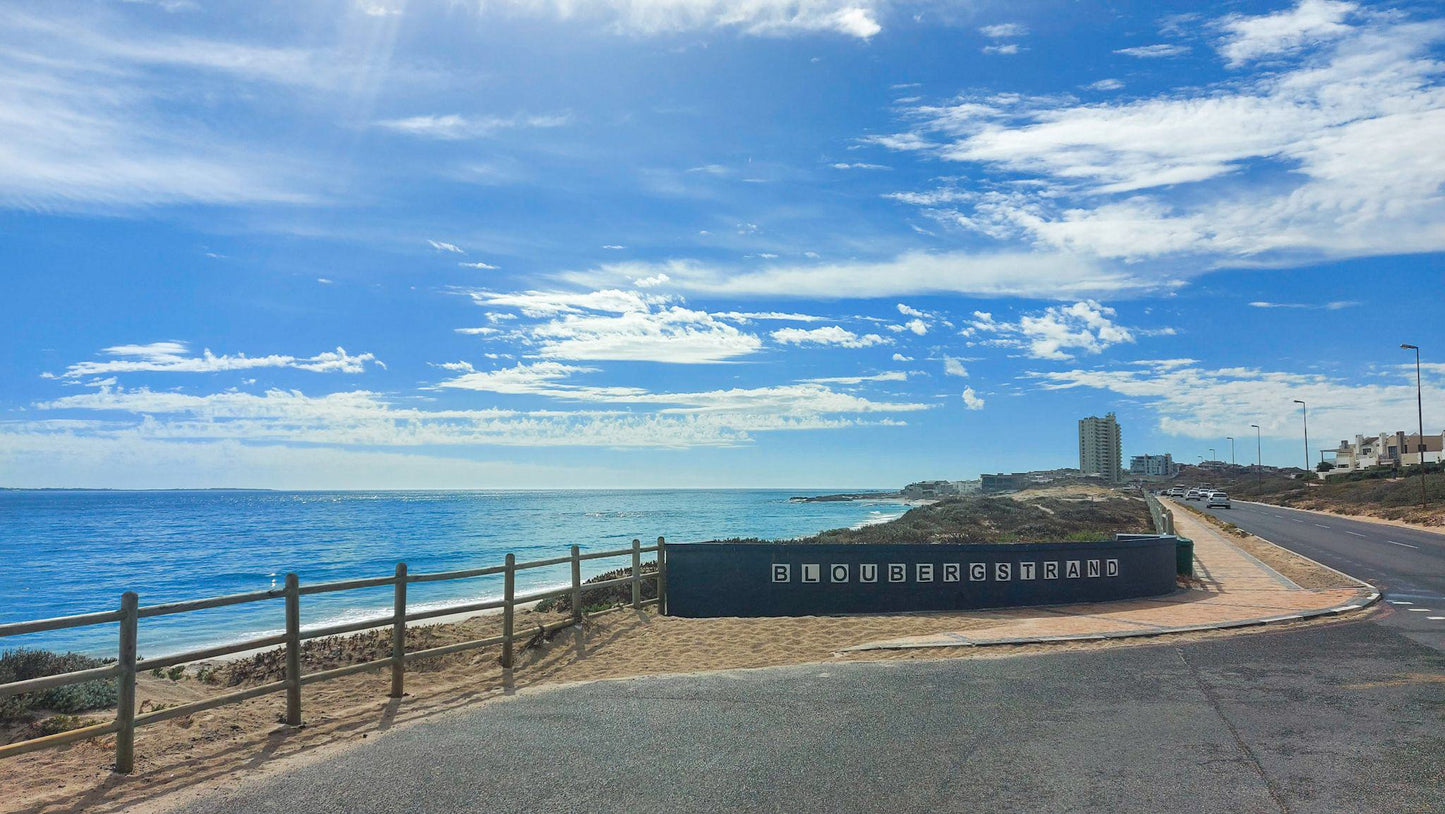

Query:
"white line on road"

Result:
[[1406, 608, 1432, 612], [1429, 617, 1444, 621], [1293, 519, 1305, 523], [1386, 540, 1420, 549], [1388, 600, 1414, 605], [1344, 531, 1366, 537], [1314, 523, 1331, 528]]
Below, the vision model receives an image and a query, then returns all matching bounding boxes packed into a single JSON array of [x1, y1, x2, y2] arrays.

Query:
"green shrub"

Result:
[[0, 649, 118, 723]]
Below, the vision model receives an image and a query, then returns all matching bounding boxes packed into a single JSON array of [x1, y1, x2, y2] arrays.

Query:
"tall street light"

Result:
[[1250, 424, 1262, 484], [1402, 343, 1428, 508], [1209, 448, 1216, 463], [1293, 400, 1309, 474], [1227, 436, 1235, 467]]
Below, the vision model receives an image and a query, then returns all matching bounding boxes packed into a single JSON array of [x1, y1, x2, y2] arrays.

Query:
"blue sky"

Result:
[[2, 0, 1443, 489]]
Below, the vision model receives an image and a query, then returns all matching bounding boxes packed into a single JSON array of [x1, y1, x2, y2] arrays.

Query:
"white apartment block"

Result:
[[1079, 412, 1123, 483]]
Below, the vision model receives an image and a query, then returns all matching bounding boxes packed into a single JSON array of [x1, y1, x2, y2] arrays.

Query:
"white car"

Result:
[[1206, 491, 1231, 508], [1185, 489, 1203, 500]]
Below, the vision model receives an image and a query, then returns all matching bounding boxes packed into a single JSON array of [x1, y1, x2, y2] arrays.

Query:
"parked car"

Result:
[[1206, 491, 1231, 508]]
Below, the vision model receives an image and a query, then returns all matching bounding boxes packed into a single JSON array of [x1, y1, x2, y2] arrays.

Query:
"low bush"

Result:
[[0, 649, 118, 723]]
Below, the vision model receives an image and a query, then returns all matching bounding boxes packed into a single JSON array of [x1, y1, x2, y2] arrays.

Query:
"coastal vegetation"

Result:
[[0, 649, 118, 734], [1184, 465, 1445, 526]]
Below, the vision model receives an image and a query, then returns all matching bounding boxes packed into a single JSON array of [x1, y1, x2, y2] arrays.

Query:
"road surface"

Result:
[[1191, 498, 1445, 653], [181, 621, 1442, 814]]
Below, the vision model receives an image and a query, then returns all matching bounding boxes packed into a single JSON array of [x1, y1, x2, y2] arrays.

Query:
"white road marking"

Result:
[[1428, 617, 1445, 621], [1386, 540, 1420, 549], [1314, 523, 1331, 528], [1388, 600, 1414, 605], [1292, 519, 1305, 523], [1345, 531, 1366, 537], [1406, 608, 1431, 613]]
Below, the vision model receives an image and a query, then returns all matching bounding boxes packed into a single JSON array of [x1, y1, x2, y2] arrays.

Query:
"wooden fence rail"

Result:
[[0, 538, 668, 773]]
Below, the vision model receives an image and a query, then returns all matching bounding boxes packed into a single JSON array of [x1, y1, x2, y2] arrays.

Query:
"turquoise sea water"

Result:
[[0, 489, 904, 657]]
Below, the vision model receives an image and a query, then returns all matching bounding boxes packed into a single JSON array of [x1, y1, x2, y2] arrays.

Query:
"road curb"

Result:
[[841, 588, 1381, 652]]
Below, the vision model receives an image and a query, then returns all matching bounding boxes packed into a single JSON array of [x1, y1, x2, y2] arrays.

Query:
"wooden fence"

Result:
[[0, 537, 669, 773]]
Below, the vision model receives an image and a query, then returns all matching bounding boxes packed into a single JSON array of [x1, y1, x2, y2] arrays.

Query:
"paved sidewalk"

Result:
[[845, 509, 1378, 651]]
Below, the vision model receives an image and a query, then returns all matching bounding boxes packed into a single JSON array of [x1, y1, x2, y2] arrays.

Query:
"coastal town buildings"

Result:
[[1329, 431, 1445, 472], [1078, 413, 1123, 483], [1129, 453, 1180, 477]]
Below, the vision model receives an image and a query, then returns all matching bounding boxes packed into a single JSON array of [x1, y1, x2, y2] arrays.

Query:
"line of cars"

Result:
[[1160, 485, 1231, 508]]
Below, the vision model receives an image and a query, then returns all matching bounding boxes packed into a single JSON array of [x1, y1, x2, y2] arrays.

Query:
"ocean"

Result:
[[0, 489, 906, 657]]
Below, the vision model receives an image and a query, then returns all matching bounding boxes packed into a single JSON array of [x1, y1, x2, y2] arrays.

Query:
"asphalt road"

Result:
[[183, 622, 1442, 814], [1189, 498, 1445, 653]]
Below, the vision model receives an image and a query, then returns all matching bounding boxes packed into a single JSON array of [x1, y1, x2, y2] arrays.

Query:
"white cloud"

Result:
[[481, 0, 882, 38], [771, 326, 889, 348], [633, 273, 671, 288], [715, 311, 829, 323], [896, 303, 925, 318], [892, 353, 914, 362], [1247, 300, 1360, 310], [0, 8, 366, 210], [805, 371, 909, 384], [469, 288, 761, 363], [1086, 78, 1124, 91], [1114, 44, 1190, 58], [979, 23, 1028, 38], [965, 301, 1138, 360], [428, 240, 465, 254], [903, 318, 928, 336], [831, 162, 890, 170], [602, 244, 627, 250], [877, 10, 1445, 268], [1029, 359, 1445, 443], [1216, 0, 1355, 67], [377, 113, 571, 140], [58, 342, 382, 378], [560, 252, 1171, 300], [982, 44, 1020, 55], [961, 387, 985, 410], [460, 261, 500, 270], [943, 356, 968, 377]]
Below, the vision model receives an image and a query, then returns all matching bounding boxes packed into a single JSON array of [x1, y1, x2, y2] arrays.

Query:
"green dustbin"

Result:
[[1175, 536, 1194, 577]]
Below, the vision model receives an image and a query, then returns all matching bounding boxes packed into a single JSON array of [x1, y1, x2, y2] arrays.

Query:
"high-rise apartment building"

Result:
[[1079, 412, 1123, 483]]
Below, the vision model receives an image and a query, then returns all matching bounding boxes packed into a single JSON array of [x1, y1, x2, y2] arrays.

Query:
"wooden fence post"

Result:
[[570, 545, 582, 623], [631, 539, 642, 609], [284, 573, 301, 726], [656, 536, 668, 616], [501, 554, 515, 669], [114, 591, 138, 774], [390, 563, 406, 699]]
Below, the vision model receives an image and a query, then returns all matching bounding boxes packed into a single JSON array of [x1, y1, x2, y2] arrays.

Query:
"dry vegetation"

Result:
[[1183, 465, 1445, 527], [729, 484, 1153, 545]]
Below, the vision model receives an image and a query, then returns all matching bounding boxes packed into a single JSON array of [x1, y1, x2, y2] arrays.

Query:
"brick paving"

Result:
[[845, 509, 1377, 651]]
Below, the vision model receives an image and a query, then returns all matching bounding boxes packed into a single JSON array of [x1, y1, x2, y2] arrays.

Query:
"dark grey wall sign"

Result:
[[667, 536, 1179, 617]]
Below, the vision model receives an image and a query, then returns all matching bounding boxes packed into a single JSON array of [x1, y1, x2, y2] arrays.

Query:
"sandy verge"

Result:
[[1168, 500, 1369, 590]]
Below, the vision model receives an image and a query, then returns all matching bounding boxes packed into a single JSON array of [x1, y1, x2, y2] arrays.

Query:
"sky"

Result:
[[1, 0, 1443, 489]]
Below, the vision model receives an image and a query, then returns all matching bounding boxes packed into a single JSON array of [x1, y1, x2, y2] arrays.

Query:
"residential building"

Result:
[[980, 469, 1082, 494], [1129, 453, 1179, 477], [1330, 431, 1444, 471], [1079, 412, 1123, 483]]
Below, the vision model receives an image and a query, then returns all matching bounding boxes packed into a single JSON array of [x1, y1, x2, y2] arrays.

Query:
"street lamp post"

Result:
[[1401, 343, 1428, 508], [1227, 436, 1235, 467], [1293, 400, 1309, 474], [1250, 424, 1261, 484], [1209, 448, 1216, 464]]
